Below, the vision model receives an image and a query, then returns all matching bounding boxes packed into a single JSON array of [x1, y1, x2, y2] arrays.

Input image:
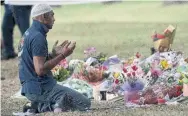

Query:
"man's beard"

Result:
[[45, 24, 53, 29]]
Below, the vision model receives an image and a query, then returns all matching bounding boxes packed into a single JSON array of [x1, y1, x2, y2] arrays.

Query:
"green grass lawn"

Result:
[[1, 1, 188, 59]]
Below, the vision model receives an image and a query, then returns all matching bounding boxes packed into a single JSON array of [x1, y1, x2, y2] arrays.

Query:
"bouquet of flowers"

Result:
[[69, 59, 108, 85], [122, 53, 145, 85], [99, 71, 125, 94], [52, 59, 70, 82], [58, 78, 93, 99]]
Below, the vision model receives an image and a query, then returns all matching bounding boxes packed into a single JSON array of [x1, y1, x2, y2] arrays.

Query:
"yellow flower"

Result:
[[178, 79, 183, 85], [99, 57, 107, 61], [127, 58, 134, 65], [113, 72, 120, 78], [160, 60, 169, 70]]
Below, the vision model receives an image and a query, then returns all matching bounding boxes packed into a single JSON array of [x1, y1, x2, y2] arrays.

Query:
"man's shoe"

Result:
[[23, 102, 38, 113]]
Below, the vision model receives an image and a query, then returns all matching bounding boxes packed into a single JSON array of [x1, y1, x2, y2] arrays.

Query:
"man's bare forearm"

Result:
[[47, 53, 55, 60], [43, 54, 65, 74]]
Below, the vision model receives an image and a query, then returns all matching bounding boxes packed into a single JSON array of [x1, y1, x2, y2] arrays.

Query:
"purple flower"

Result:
[[122, 80, 144, 92], [84, 47, 96, 54]]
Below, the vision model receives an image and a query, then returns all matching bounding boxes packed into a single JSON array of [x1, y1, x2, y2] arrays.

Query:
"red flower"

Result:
[[175, 85, 183, 91], [115, 79, 119, 84], [132, 65, 138, 71], [123, 67, 127, 73], [176, 91, 182, 97], [132, 72, 136, 77], [127, 73, 131, 77], [175, 85, 183, 97]]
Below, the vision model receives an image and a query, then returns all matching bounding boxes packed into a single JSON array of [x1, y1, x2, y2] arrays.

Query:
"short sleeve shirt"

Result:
[[18, 20, 56, 95]]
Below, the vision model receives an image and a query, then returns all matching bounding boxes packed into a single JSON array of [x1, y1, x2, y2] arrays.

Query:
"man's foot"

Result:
[[1, 52, 17, 60], [23, 102, 38, 113], [54, 108, 62, 113]]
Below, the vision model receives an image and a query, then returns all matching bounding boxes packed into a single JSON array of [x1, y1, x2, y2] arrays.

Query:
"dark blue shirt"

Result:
[[18, 20, 56, 95]]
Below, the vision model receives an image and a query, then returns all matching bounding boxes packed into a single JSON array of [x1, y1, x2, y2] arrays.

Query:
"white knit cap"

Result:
[[31, 4, 53, 18]]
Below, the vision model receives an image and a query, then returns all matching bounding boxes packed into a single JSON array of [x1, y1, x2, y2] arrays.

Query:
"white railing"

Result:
[[5, 0, 120, 5]]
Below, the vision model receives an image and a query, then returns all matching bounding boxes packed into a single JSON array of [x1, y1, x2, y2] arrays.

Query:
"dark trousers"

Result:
[[1, 5, 31, 56], [25, 84, 91, 113]]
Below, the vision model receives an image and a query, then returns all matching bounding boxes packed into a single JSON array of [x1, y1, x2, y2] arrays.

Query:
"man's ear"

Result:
[[41, 14, 46, 24], [43, 14, 48, 19]]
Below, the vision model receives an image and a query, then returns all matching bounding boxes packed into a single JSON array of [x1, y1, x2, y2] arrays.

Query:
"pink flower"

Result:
[[115, 79, 119, 84], [99, 66, 108, 70], [59, 59, 68, 69], [150, 68, 162, 77], [132, 65, 138, 71], [123, 67, 128, 73], [132, 72, 136, 77], [84, 47, 96, 55]]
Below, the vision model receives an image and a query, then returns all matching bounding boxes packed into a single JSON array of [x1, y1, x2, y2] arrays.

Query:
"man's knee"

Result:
[[85, 98, 91, 108]]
